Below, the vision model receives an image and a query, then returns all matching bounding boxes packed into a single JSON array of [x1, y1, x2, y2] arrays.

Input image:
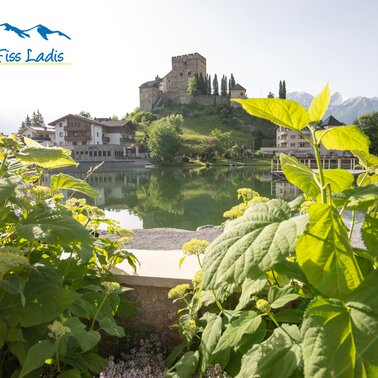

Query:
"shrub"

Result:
[[0, 136, 137, 377], [166, 84, 378, 377]]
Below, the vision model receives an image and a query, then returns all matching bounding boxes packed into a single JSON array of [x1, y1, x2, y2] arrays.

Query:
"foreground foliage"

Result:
[[0, 137, 136, 377], [167, 84, 378, 377]]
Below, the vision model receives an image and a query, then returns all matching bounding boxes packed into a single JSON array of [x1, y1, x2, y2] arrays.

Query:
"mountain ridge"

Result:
[[287, 91, 378, 123], [0, 23, 70, 41]]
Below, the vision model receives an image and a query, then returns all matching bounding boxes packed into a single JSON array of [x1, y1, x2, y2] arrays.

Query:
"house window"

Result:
[[240, 92, 243, 96], [82, 141, 87, 145], [59, 123, 62, 127], [85, 151, 88, 155], [290, 143, 296, 147], [94, 151, 97, 157], [290, 135, 296, 139], [188, 71, 192, 76], [299, 143, 306, 147], [59, 142, 63, 146], [180, 72, 183, 77], [107, 151, 111, 156], [89, 151, 92, 156], [96, 132, 99, 137], [73, 142, 77, 146], [59, 132, 63, 137]]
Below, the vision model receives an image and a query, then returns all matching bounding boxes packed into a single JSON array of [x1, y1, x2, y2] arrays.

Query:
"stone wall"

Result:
[[193, 95, 230, 106], [140, 86, 160, 112]]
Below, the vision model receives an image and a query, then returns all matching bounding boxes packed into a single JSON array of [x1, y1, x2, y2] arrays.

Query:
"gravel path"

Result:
[[127, 227, 222, 250]]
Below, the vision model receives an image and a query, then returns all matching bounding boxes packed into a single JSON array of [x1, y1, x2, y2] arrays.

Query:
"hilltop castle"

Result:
[[139, 53, 246, 112]]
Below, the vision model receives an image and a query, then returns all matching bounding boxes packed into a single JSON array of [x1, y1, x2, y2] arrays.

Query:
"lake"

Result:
[[68, 166, 300, 230]]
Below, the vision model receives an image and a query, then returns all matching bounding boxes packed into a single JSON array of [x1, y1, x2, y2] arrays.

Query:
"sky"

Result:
[[1, 0, 377, 134]]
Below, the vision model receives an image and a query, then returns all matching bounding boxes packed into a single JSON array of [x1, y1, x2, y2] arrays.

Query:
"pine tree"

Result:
[[207, 74, 212, 95], [282, 80, 287, 99], [230, 73, 236, 89], [25, 115, 31, 127], [198, 73, 206, 95], [220, 75, 228, 96], [212, 74, 219, 96], [279, 81, 283, 99]]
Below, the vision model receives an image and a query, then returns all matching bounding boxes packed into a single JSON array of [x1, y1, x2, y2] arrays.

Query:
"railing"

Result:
[[65, 135, 91, 142], [65, 125, 89, 132]]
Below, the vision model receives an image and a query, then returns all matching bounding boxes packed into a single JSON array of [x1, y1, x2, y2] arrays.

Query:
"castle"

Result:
[[139, 53, 246, 112]]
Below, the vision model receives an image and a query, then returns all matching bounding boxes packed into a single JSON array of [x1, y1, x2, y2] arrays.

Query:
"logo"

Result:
[[0, 22, 71, 65]]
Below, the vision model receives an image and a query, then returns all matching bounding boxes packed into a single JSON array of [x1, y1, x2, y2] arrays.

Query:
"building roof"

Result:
[[48, 114, 103, 127], [19, 125, 55, 134], [97, 119, 132, 127], [231, 83, 246, 91], [139, 78, 162, 89], [321, 115, 345, 127]]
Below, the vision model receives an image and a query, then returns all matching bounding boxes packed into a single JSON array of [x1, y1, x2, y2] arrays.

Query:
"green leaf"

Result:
[[357, 173, 378, 186], [308, 83, 330, 123], [202, 199, 308, 291], [296, 203, 363, 299], [0, 176, 21, 204], [0, 319, 7, 349], [199, 314, 223, 373], [64, 317, 100, 353], [16, 205, 92, 245], [352, 150, 378, 169], [16, 146, 77, 169], [51, 173, 100, 198], [316, 125, 370, 153], [168, 351, 200, 378], [19, 340, 56, 378], [280, 154, 354, 197], [333, 184, 378, 211], [268, 286, 300, 309], [213, 311, 265, 354], [58, 369, 82, 378], [236, 324, 302, 378], [99, 317, 125, 337], [0, 275, 25, 306], [232, 98, 310, 130], [362, 214, 378, 258], [235, 275, 267, 311], [302, 296, 378, 378]]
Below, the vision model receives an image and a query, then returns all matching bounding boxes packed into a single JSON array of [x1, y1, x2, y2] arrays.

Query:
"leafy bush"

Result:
[[166, 84, 378, 377], [0, 136, 137, 377]]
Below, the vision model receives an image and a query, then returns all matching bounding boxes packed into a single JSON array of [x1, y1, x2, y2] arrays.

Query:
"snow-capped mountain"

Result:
[[287, 91, 378, 124]]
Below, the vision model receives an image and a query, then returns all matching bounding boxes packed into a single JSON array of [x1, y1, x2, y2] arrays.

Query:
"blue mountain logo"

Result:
[[0, 23, 71, 41]]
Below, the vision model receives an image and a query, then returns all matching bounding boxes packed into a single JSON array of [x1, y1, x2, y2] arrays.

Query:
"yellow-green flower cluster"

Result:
[[182, 239, 209, 256], [0, 251, 29, 280], [192, 270, 203, 287], [237, 188, 260, 202], [168, 284, 190, 299], [29, 185, 61, 201], [182, 320, 197, 337], [256, 299, 271, 314], [223, 203, 249, 220], [102, 281, 121, 294], [48, 320, 71, 339]]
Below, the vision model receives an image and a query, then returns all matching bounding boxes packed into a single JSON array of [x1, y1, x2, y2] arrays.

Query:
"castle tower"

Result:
[[164, 53, 206, 99]]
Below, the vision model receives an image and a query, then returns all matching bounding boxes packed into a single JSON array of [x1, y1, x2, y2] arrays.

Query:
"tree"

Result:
[[354, 111, 378, 154], [30, 109, 45, 128], [279, 81, 283, 99], [282, 80, 287, 99], [212, 74, 219, 96], [111, 114, 119, 120], [187, 75, 199, 96], [221, 75, 228, 97], [267, 91, 274, 98], [198, 73, 206, 95], [229, 73, 236, 95], [79, 110, 92, 118], [207, 74, 212, 95], [146, 115, 183, 161]]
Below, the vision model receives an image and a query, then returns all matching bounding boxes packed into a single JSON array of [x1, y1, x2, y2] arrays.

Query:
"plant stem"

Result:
[[0, 151, 8, 178], [196, 255, 202, 268], [212, 289, 223, 313], [348, 210, 356, 241], [311, 129, 327, 204], [90, 294, 108, 330], [55, 339, 61, 373]]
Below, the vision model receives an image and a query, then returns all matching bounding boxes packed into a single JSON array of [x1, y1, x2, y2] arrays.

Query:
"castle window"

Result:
[[180, 72, 183, 77], [188, 71, 192, 76], [183, 61, 187, 65]]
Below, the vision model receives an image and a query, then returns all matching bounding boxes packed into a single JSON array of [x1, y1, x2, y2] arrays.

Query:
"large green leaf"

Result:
[[0, 176, 21, 204], [296, 203, 363, 299], [352, 150, 378, 169], [236, 324, 302, 378], [268, 286, 301, 309], [316, 126, 370, 153], [280, 154, 354, 196], [202, 199, 308, 291], [199, 314, 223, 373], [333, 184, 378, 211], [16, 146, 77, 169], [232, 98, 310, 130], [213, 311, 265, 354], [235, 275, 267, 311], [0, 268, 79, 327], [302, 296, 378, 378], [167, 351, 200, 378], [308, 83, 330, 123], [362, 214, 378, 258], [51, 173, 100, 198], [19, 340, 56, 378], [16, 205, 92, 245]]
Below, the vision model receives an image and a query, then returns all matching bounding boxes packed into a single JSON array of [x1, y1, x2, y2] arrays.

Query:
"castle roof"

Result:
[[321, 115, 345, 127], [139, 78, 162, 89], [231, 83, 246, 91]]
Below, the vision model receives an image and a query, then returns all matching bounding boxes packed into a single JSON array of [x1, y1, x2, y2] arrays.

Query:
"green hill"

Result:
[[152, 103, 276, 152]]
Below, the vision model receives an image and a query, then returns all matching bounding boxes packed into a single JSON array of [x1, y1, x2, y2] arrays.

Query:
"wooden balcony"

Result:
[[65, 135, 91, 142]]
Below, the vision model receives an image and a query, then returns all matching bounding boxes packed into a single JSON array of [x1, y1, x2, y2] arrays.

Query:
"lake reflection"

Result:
[[69, 166, 297, 230]]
